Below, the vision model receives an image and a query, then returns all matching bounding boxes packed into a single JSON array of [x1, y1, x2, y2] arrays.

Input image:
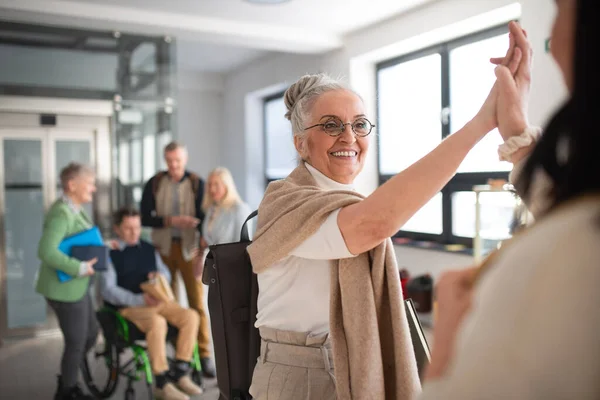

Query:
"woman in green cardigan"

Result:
[[36, 162, 99, 400]]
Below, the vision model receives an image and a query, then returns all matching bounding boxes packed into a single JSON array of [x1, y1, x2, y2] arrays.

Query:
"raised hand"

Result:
[[475, 21, 524, 133], [492, 22, 533, 146]]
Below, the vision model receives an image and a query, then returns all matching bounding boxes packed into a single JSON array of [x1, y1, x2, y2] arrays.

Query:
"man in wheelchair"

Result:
[[100, 207, 203, 400]]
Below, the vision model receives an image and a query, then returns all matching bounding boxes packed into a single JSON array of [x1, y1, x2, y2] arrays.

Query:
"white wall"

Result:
[[520, 0, 568, 126], [176, 71, 224, 178], [217, 0, 565, 274]]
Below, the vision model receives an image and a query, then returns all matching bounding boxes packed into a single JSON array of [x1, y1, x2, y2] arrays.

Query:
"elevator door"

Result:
[[0, 127, 95, 339]]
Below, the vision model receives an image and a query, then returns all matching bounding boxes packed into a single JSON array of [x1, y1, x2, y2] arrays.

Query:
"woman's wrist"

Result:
[[425, 337, 454, 380], [499, 123, 528, 142], [509, 143, 536, 164], [498, 126, 541, 163], [77, 261, 89, 277], [425, 328, 459, 380], [468, 116, 495, 138]]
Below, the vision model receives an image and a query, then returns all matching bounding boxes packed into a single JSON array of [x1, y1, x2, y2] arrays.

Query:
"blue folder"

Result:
[[57, 226, 104, 283]]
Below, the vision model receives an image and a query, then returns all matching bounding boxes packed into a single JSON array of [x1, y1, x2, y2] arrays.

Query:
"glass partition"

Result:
[[0, 21, 178, 212], [114, 101, 173, 208], [2, 138, 47, 329]]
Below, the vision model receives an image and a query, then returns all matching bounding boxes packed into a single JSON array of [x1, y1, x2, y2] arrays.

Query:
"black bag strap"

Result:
[[240, 210, 258, 242]]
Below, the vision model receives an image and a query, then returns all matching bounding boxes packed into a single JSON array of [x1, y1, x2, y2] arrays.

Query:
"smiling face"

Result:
[[208, 173, 228, 203], [115, 215, 142, 246], [294, 89, 370, 184], [164, 147, 188, 182], [66, 172, 96, 205]]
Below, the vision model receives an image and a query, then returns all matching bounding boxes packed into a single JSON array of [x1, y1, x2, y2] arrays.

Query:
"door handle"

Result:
[[440, 107, 451, 125]]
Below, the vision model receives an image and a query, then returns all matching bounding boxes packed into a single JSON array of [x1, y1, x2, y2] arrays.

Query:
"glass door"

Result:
[[49, 131, 95, 219], [0, 129, 53, 337], [0, 128, 96, 339]]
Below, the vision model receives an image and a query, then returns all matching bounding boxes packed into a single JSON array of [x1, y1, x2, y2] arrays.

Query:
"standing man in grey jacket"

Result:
[[140, 141, 215, 378]]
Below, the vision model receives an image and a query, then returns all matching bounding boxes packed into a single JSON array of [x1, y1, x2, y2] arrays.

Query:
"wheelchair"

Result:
[[81, 306, 203, 400]]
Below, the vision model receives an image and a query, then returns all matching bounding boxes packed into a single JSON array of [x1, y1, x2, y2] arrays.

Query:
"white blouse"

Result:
[[255, 163, 357, 335], [202, 201, 252, 246]]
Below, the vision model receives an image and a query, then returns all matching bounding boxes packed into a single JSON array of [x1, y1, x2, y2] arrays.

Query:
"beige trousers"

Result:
[[249, 327, 336, 400], [161, 240, 212, 358], [120, 301, 199, 374]]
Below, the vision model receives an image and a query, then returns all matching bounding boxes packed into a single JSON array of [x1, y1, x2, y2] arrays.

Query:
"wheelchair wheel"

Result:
[[81, 339, 120, 399]]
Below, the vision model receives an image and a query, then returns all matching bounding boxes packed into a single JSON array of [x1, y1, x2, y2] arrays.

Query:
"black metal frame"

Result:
[[263, 90, 288, 186], [0, 20, 174, 102], [376, 23, 511, 247], [0, 21, 150, 52]]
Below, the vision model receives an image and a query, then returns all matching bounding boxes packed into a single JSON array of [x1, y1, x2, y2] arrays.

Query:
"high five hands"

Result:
[[476, 21, 531, 138]]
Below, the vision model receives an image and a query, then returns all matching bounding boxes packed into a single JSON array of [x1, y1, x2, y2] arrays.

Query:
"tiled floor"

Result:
[[0, 317, 433, 400], [0, 334, 220, 399], [1, 333, 435, 399]]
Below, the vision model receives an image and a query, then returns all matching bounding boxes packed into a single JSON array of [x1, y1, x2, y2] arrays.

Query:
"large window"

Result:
[[263, 93, 297, 182], [115, 101, 172, 207], [377, 24, 517, 246]]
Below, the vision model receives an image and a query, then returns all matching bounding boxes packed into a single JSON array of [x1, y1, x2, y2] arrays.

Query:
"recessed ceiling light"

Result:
[[244, 0, 291, 4]]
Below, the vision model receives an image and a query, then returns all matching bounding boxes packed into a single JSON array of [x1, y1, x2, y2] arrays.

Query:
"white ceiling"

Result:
[[0, 0, 436, 72], [177, 40, 267, 73]]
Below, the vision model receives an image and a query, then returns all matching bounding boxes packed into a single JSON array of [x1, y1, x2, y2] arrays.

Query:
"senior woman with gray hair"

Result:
[[247, 24, 524, 400], [36, 162, 99, 400]]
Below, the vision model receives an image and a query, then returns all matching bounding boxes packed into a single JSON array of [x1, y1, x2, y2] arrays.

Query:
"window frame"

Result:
[[116, 133, 145, 207], [263, 90, 291, 185], [115, 129, 167, 208], [376, 23, 511, 247]]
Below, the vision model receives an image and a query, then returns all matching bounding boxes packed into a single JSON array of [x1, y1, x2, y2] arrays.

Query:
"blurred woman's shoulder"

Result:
[[532, 194, 600, 242], [233, 200, 252, 217], [490, 194, 600, 287]]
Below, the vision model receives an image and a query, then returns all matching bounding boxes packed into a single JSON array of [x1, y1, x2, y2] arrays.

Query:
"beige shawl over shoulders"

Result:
[[247, 164, 420, 399]]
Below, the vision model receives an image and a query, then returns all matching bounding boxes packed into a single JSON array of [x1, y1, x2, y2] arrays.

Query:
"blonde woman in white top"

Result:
[[200, 167, 251, 248]]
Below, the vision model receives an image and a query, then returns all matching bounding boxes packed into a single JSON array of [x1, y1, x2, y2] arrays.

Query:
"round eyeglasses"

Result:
[[303, 117, 375, 137]]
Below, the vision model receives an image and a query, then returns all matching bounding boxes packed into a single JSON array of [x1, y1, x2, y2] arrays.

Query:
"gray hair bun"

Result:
[[284, 73, 337, 121]]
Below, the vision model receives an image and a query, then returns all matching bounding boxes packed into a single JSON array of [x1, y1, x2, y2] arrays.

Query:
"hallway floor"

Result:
[[0, 334, 220, 400]]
